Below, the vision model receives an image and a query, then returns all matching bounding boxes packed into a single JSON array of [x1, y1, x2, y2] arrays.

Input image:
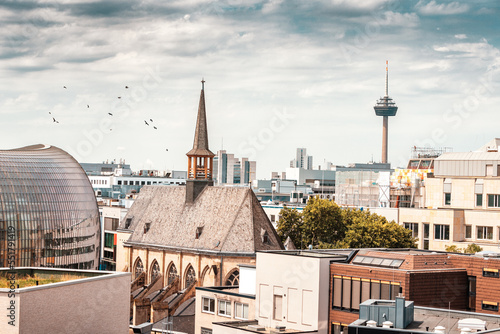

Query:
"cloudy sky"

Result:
[[1, 0, 499, 178]]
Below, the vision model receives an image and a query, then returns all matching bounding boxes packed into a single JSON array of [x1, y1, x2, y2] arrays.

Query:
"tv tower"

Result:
[[373, 60, 398, 164]]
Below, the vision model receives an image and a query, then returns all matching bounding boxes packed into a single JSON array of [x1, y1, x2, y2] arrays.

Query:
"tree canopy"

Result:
[[276, 197, 416, 249]]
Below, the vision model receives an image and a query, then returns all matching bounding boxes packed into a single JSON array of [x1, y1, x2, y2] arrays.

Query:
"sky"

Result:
[[1, 0, 499, 179]]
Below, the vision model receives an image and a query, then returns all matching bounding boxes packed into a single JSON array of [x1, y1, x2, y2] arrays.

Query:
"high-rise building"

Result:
[[0, 144, 100, 269], [290, 147, 313, 170], [213, 150, 256, 185]]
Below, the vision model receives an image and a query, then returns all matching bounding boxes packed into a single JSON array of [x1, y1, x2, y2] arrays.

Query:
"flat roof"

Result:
[[352, 306, 500, 334], [257, 249, 354, 259], [213, 320, 317, 334]]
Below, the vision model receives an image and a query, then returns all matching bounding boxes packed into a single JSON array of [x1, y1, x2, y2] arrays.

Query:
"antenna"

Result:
[[385, 60, 389, 97]]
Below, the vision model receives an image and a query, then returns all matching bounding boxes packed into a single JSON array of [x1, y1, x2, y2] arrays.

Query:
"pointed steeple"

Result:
[[186, 79, 215, 182], [186, 79, 214, 157]]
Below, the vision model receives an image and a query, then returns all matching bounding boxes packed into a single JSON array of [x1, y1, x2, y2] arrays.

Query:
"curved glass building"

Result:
[[0, 145, 100, 269]]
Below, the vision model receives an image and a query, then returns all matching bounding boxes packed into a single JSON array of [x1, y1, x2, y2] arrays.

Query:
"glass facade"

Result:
[[0, 145, 100, 269]]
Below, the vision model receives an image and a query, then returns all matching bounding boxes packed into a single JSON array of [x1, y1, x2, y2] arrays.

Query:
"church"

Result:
[[116, 80, 284, 324]]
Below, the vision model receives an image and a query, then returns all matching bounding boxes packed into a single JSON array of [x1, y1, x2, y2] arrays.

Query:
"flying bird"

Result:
[[63, 86, 67, 89], [49, 112, 51, 114], [108, 113, 113, 116], [117, 96, 121, 99], [125, 86, 129, 89], [150, 118, 153, 122], [52, 117, 59, 123], [165, 149, 168, 151], [144, 120, 149, 126], [87, 105, 89, 108], [153, 126, 157, 130]]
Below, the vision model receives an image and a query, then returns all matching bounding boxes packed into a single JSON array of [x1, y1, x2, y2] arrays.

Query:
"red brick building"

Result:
[[329, 249, 500, 334]]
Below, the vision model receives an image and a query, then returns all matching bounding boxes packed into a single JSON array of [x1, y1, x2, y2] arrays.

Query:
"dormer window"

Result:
[[124, 218, 132, 229], [261, 229, 270, 244], [196, 226, 204, 239], [144, 222, 151, 234]]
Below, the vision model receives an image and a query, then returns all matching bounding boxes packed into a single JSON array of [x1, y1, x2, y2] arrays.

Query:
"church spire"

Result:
[[186, 79, 214, 181]]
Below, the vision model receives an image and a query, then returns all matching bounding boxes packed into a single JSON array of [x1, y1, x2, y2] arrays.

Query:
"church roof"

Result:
[[121, 186, 284, 253], [186, 83, 214, 157]]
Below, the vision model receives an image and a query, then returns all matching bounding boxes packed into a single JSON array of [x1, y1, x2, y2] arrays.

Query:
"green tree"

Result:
[[445, 245, 462, 253], [301, 197, 344, 248], [338, 209, 416, 249], [276, 198, 416, 249], [276, 207, 303, 248], [463, 243, 483, 254]]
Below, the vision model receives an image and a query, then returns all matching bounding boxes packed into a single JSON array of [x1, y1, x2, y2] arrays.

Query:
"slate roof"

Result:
[[121, 186, 284, 253], [186, 86, 214, 157]]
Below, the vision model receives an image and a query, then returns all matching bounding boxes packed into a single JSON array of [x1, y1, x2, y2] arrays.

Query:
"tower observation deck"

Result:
[[373, 61, 398, 164]]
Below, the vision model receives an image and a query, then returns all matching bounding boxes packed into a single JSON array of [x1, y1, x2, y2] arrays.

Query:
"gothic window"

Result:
[[168, 263, 178, 285], [185, 265, 196, 287], [134, 258, 144, 279], [225, 269, 239, 286], [151, 260, 160, 281]]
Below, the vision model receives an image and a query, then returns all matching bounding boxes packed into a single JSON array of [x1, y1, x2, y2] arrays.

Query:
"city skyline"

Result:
[[1, 1, 499, 179]]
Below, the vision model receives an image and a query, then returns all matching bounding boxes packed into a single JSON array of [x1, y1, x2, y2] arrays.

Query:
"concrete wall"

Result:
[[239, 265, 256, 295], [255, 252, 329, 334], [0, 271, 131, 334]]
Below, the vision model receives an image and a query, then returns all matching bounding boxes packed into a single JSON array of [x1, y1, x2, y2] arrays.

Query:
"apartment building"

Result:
[[400, 139, 500, 251]]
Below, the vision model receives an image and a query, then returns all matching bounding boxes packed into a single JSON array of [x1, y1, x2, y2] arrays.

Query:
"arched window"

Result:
[[185, 265, 196, 288], [134, 258, 144, 279], [225, 269, 239, 286], [167, 263, 178, 285], [150, 260, 160, 282]]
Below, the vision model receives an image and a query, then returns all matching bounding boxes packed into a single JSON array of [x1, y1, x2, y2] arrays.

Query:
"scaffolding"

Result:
[[410, 146, 453, 159]]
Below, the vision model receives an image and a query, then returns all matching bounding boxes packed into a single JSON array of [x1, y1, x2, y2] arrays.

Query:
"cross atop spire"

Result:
[[201, 78, 205, 90]]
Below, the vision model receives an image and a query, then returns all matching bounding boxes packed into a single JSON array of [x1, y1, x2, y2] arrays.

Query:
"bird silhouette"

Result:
[[52, 117, 59, 123], [144, 120, 149, 126], [63, 86, 67, 89], [125, 86, 129, 89], [150, 118, 153, 122], [153, 126, 157, 130], [49, 112, 51, 114], [117, 96, 121, 99], [165, 149, 168, 151], [87, 105, 89, 108], [108, 113, 113, 116]]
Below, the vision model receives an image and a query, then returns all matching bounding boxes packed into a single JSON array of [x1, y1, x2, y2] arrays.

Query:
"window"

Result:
[[465, 225, 472, 239], [235, 302, 249, 320], [483, 268, 499, 278], [477, 226, 493, 240], [196, 226, 203, 239], [270, 214, 276, 222], [434, 224, 450, 240], [482, 301, 498, 311], [117, 180, 122, 185], [218, 300, 231, 317], [144, 222, 151, 233], [488, 195, 500, 208], [423, 223, 430, 250], [444, 193, 451, 205], [476, 194, 483, 207], [202, 297, 215, 313], [404, 223, 419, 238]]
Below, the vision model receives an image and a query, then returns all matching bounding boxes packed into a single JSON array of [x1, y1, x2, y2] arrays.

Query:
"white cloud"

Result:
[[417, 0, 469, 15], [455, 34, 467, 39]]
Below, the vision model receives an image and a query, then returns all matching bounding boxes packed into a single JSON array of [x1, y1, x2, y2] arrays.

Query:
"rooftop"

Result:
[[214, 320, 317, 334]]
